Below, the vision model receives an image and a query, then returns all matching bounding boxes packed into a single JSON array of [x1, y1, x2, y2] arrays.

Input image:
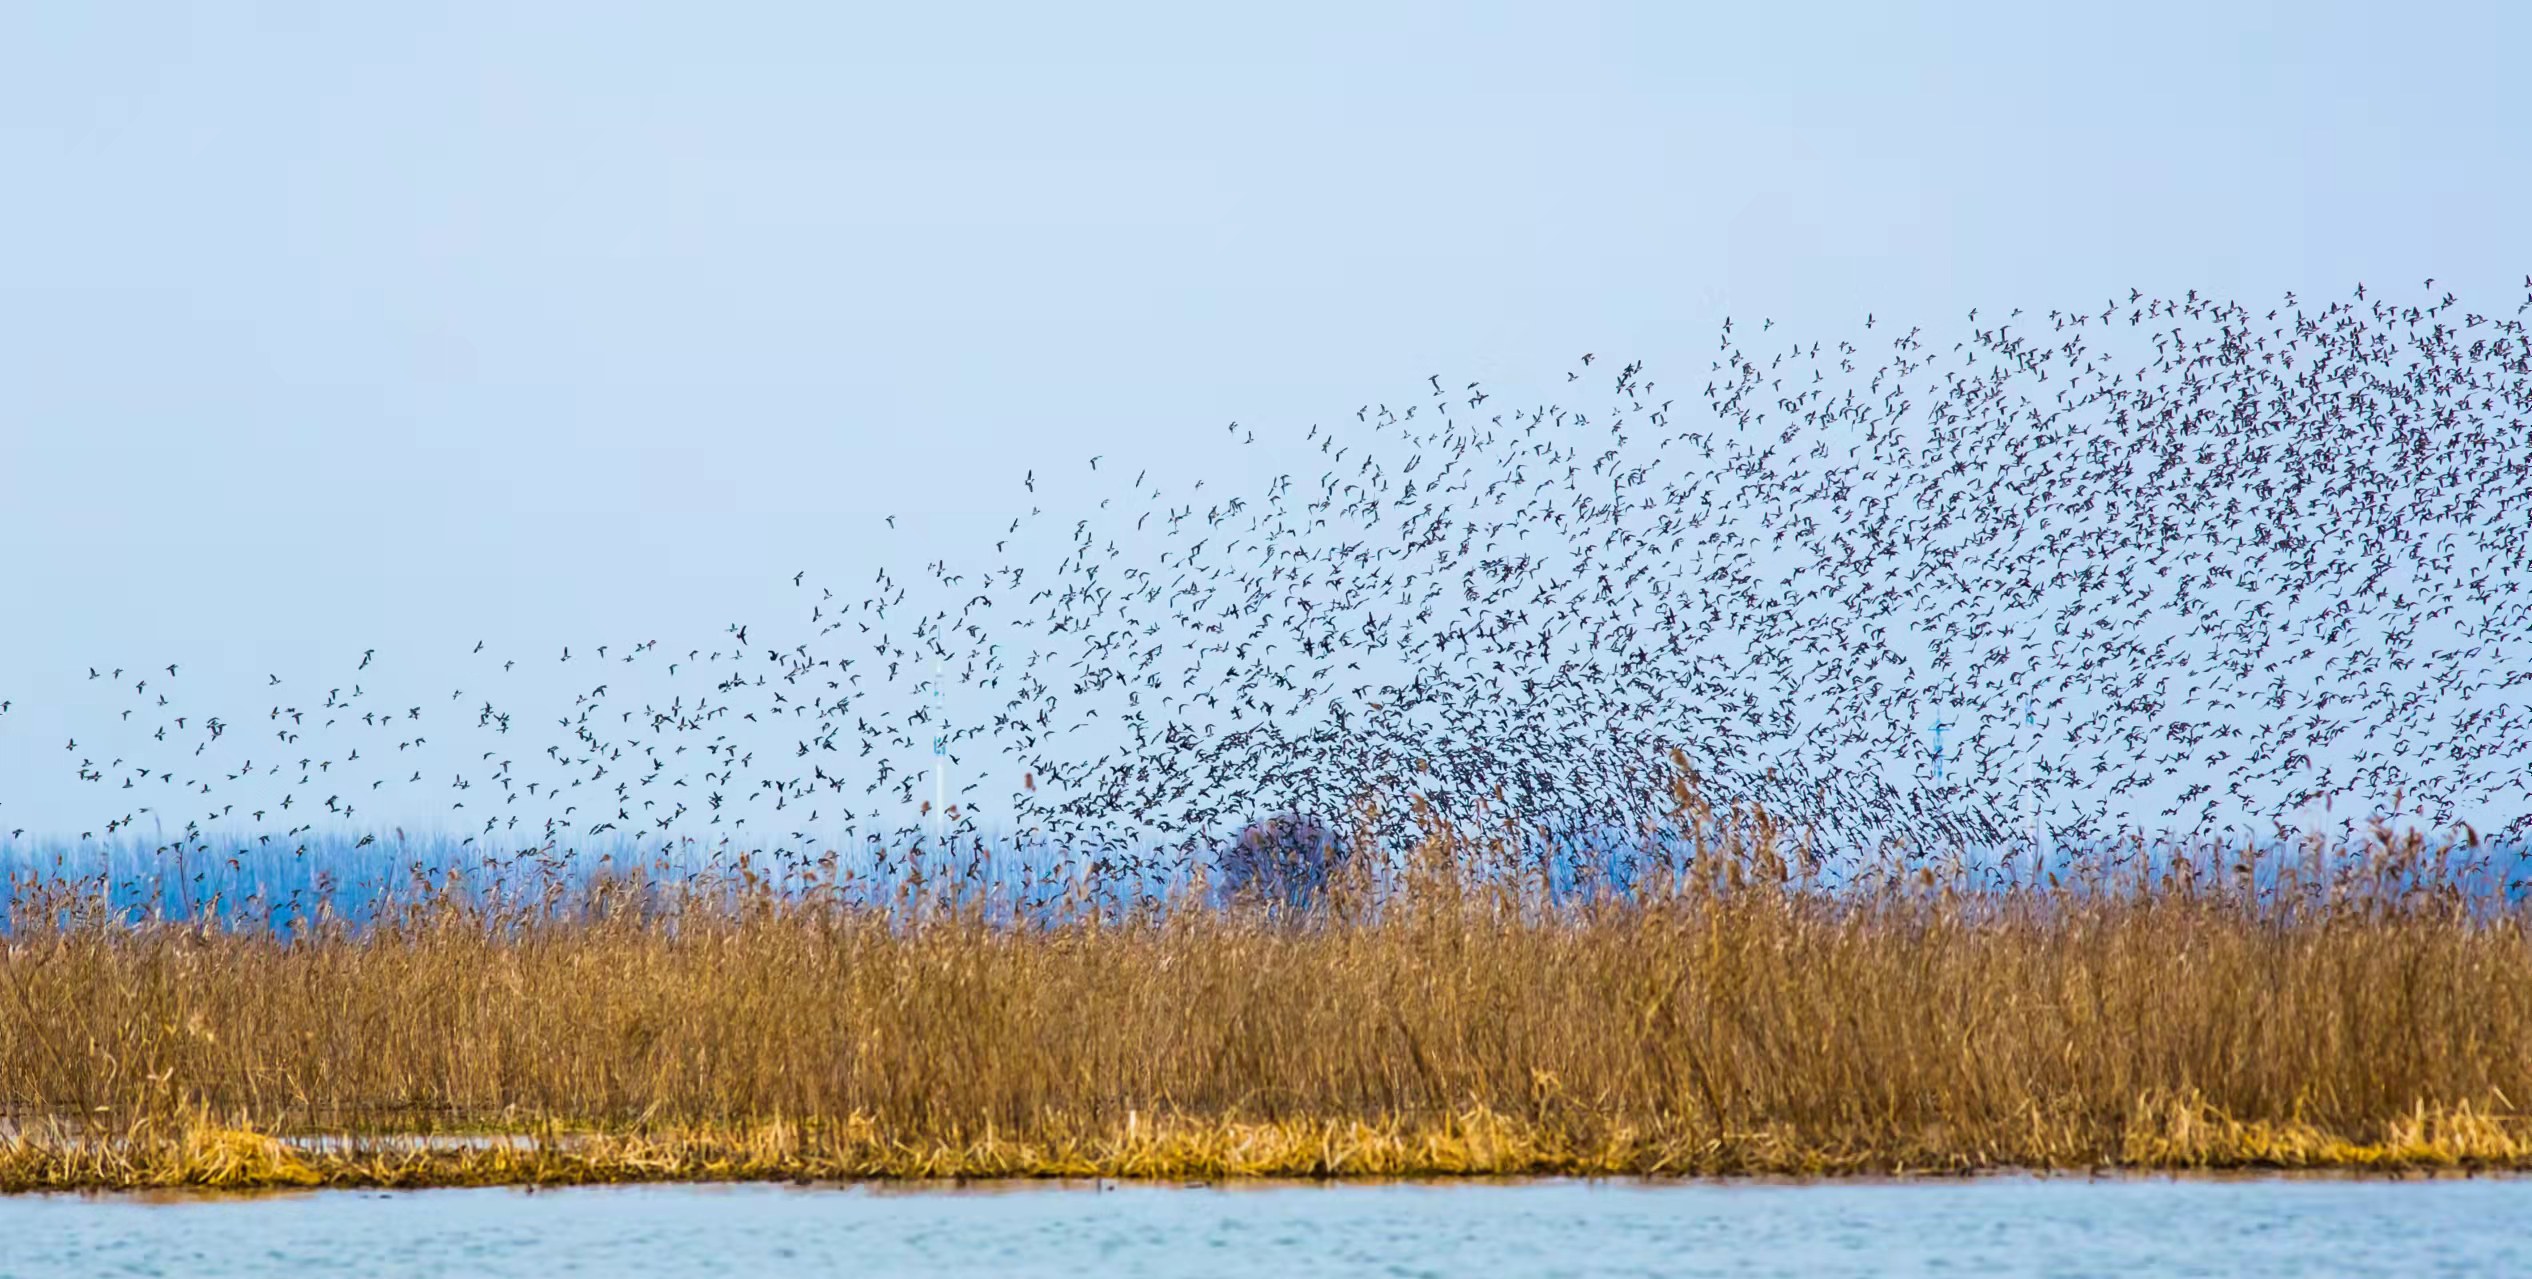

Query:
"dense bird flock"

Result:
[[8, 282, 2532, 900], [6, 281, 2531, 1190]]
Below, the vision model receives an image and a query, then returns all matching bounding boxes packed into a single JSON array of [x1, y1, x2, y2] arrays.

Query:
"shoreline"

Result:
[[11, 1103, 2532, 1193]]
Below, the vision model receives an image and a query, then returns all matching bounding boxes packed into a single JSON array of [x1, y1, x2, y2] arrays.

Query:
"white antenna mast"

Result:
[[2025, 696, 2041, 882], [932, 655, 947, 851]]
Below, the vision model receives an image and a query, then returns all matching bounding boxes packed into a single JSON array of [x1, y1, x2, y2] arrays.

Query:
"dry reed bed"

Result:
[[4, 794, 2530, 1189]]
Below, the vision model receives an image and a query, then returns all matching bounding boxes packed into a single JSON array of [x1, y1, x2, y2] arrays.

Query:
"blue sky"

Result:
[[2, 1, 2527, 836]]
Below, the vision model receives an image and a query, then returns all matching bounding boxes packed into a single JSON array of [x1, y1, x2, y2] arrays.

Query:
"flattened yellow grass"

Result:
[[7, 1098, 2532, 1191]]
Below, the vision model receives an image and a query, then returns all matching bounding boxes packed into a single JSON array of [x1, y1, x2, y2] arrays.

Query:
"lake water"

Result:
[[2, 1176, 2523, 1277]]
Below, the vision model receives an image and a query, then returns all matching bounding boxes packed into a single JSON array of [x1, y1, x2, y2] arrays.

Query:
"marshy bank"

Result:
[[5, 795, 2532, 1191]]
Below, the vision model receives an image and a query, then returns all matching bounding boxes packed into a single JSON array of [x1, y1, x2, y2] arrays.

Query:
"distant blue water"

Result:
[[2, 1177, 2525, 1278], [6, 830, 2528, 936]]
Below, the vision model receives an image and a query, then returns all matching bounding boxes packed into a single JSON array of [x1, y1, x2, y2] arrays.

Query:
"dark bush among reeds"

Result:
[[1213, 811, 1349, 909]]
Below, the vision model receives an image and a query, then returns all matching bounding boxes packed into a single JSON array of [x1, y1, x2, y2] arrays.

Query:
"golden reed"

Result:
[[4, 777, 2529, 1190]]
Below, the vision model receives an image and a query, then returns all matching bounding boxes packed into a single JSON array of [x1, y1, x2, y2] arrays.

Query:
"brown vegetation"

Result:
[[3, 777, 2529, 1190]]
